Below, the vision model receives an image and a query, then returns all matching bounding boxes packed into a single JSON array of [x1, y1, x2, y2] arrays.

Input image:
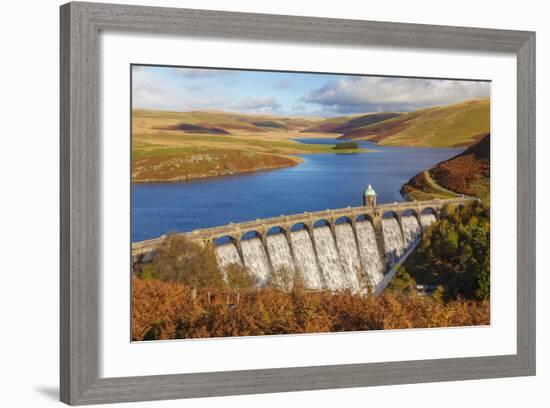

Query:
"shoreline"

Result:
[[132, 147, 373, 184], [132, 157, 304, 184]]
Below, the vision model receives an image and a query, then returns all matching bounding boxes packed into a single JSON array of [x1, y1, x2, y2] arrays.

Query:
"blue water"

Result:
[[131, 140, 463, 242]]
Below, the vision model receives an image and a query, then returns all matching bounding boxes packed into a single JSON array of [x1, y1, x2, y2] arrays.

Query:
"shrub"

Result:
[[132, 277, 490, 340], [224, 263, 256, 292], [151, 234, 225, 290], [399, 201, 490, 300]]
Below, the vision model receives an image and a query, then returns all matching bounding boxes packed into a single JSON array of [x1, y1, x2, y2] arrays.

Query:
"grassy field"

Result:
[[132, 110, 371, 182], [338, 98, 490, 147]]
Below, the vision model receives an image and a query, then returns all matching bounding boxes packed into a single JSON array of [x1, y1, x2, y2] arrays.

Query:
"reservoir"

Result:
[[132, 139, 463, 242]]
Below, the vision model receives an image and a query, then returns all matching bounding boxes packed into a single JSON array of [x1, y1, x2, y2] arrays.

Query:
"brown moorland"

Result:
[[401, 133, 490, 202], [301, 112, 401, 134], [132, 277, 489, 340], [339, 98, 490, 147], [133, 149, 302, 182]]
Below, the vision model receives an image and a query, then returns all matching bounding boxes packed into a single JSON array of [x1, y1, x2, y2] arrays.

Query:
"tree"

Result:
[[267, 267, 296, 292], [152, 234, 225, 290], [225, 263, 256, 292], [333, 141, 359, 150], [399, 201, 490, 301], [441, 229, 459, 257]]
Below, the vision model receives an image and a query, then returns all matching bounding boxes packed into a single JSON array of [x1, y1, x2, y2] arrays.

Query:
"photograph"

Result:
[[130, 65, 491, 341], [0, 0, 542, 406]]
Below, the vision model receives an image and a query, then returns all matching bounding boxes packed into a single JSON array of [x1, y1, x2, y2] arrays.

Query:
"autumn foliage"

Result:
[[397, 201, 490, 301], [132, 276, 489, 341], [401, 133, 490, 202], [429, 133, 490, 200]]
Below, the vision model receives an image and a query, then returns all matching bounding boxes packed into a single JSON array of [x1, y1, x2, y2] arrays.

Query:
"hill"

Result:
[[132, 110, 372, 182], [301, 112, 401, 134], [134, 109, 321, 136], [339, 98, 490, 147], [401, 133, 490, 202], [131, 100, 490, 183]]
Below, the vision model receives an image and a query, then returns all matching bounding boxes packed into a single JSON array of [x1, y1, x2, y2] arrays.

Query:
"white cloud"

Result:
[[132, 68, 186, 111], [132, 67, 282, 114], [132, 66, 244, 111], [302, 76, 490, 113], [231, 97, 282, 112]]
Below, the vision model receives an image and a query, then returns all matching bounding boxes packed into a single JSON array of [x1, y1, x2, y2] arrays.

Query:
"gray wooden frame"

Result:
[[60, 1, 536, 405]]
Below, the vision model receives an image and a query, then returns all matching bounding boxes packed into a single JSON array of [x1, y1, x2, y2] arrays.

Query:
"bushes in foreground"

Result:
[[132, 277, 489, 341]]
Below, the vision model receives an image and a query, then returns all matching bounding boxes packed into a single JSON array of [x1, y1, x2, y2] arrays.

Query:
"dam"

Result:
[[132, 187, 476, 295]]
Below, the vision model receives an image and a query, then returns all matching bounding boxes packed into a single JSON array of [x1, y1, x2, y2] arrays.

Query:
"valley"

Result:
[[132, 98, 490, 183]]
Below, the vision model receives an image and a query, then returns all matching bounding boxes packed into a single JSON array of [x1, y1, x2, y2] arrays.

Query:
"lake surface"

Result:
[[132, 139, 463, 242]]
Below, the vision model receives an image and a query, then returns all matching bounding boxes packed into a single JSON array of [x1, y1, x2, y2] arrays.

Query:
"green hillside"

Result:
[[339, 98, 490, 147]]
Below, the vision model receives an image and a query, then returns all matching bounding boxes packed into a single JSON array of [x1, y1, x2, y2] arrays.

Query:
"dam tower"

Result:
[[363, 184, 377, 208]]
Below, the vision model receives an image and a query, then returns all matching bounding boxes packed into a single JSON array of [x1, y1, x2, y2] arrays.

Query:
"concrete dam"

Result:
[[215, 211, 436, 294], [132, 189, 476, 295]]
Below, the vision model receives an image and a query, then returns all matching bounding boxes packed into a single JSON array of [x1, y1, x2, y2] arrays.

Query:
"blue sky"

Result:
[[132, 65, 490, 117]]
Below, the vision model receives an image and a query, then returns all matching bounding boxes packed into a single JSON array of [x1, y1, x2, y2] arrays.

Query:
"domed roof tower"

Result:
[[363, 184, 377, 207]]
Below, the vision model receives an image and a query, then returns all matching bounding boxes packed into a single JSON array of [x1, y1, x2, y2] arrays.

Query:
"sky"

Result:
[[132, 65, 490, 118]]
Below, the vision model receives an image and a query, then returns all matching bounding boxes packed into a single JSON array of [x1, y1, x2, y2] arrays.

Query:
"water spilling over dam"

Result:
[[133, 196, 477, 295], [214, 213, 435, 294]]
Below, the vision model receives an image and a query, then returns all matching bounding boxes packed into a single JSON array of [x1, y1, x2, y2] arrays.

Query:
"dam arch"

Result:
[[266, 226, 287, 236], [240, 230, 264, 241], [290, 222, 312, 232], [335, 216, 353, 226], [401, 208, 419, 218], [420, 207, 439, 219], [313, 219, 331, 229], [355, 213, 375, 225], [382, 209, 400, 220], [213, 234, 239, 246]]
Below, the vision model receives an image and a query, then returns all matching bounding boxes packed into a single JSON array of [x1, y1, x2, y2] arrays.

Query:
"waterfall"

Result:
[[401, 215, 421, 247], [355, 221, 385, 290], [241, 237, 271, 286], [382, 217, 406, 266], [215, 242, 242, 269], [267, 233, 294, 273], [420, 213, 437, 229], [334, 223, 362, 292], [312, 226, 347, 291], [213, 207, 441, 294], [266, 233, 295, 289], [290, 229, 323, 290]]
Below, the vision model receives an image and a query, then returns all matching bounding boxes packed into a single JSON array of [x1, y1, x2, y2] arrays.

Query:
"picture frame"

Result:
[[60, 1, 536, 405]]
